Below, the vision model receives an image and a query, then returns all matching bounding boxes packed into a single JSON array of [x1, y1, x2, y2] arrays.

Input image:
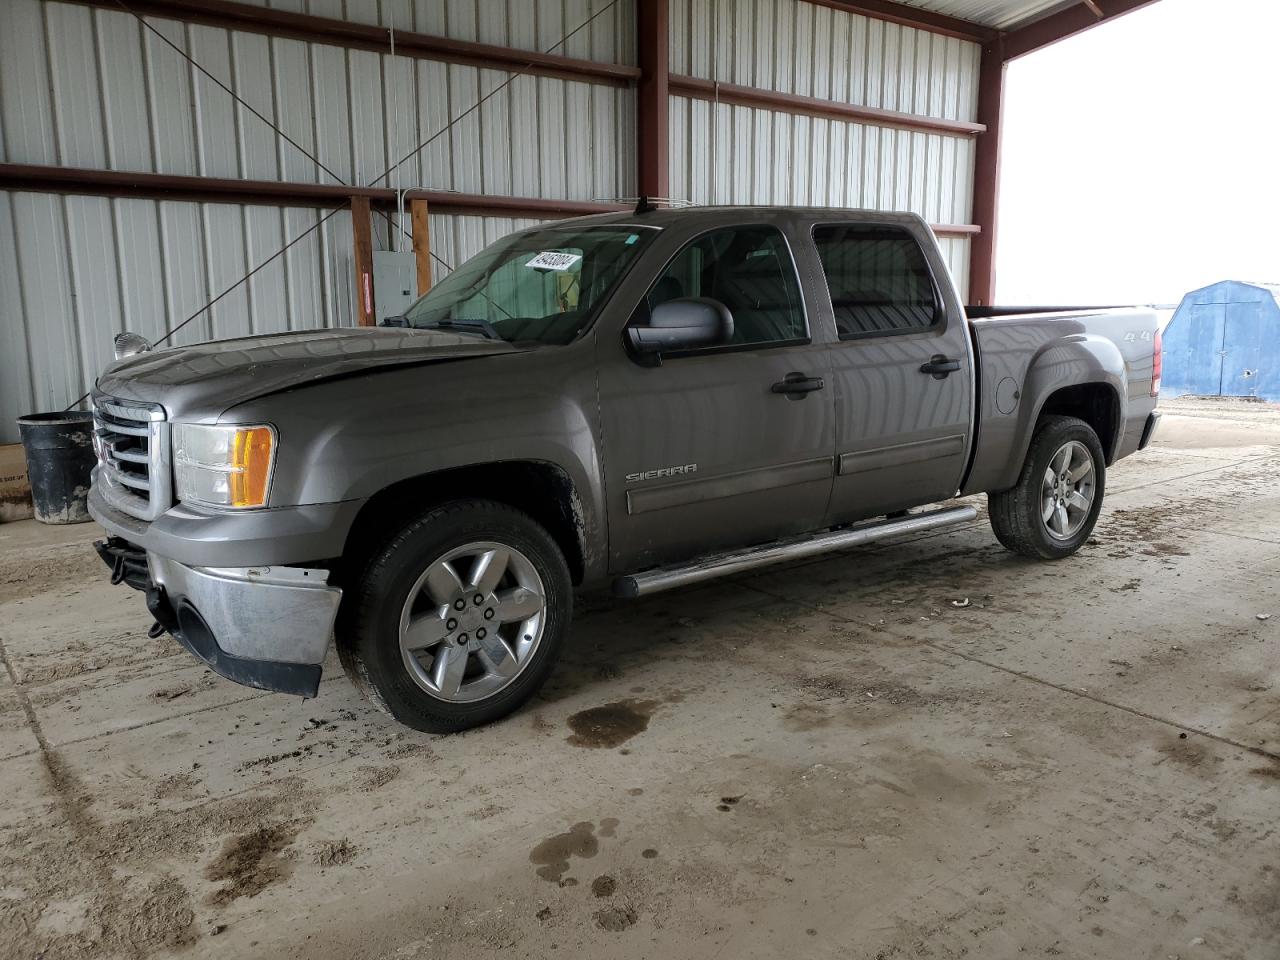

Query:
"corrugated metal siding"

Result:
[[0, 0, 634, 439], [902, 0, 1066, 30], [671, 0, 980, 122], [0, 1, 637, 199], [0, 190, 362, 439], [668, 97, 975, 295], [667, 0, 978, 299], [229, 0, 637, 65], [669, 98, 974, 223]]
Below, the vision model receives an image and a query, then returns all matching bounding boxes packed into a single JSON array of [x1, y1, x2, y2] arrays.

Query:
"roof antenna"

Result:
[[634, 195, 656, 215]]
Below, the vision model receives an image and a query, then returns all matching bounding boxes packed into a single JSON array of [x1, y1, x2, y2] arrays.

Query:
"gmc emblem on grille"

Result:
[[625, 463, 698, 484]]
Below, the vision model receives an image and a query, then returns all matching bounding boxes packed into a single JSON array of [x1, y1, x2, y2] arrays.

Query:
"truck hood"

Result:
[[95, 327, 522, 420]]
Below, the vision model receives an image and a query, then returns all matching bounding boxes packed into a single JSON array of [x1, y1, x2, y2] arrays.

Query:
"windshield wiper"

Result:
[[413, 318, 502, 341]]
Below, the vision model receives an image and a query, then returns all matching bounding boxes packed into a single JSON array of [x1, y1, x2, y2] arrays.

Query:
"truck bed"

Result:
[[962, 306, 1161, 496]]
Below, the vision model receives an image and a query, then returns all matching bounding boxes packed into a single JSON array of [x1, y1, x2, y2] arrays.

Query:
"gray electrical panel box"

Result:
[[373, 250, 419, 323]]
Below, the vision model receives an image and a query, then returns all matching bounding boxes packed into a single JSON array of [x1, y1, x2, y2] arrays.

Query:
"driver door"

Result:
[[596, 223, 836, 572]]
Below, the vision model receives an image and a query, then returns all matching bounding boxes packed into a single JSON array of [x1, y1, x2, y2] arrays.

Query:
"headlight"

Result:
[[173, 423, 276, 508]]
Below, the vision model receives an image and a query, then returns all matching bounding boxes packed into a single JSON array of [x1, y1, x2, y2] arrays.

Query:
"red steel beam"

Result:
[[967, 39, 1005, 306], [0, 163, 979, 238], [636, 0, 670, 199], [669, 75, 986, 137], [63, 0, 640, 86], [1002, 0, 1162, 61], [806, 0, 997, 42], [0, 164, 628, 218]]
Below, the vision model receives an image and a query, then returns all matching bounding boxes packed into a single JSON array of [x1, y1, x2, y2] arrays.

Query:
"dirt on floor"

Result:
[[0, 395, 1278, 960]]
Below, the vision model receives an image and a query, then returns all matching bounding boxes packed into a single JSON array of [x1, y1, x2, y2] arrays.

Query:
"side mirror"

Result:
[[627, 297, 734, 355], [113, 331, 151, 360]]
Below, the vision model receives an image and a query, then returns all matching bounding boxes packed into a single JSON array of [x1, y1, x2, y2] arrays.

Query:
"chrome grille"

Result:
[[92, 395, 171, 521]]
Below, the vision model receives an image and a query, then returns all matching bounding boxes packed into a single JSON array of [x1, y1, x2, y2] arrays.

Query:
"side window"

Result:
[[646, 225, 807, 348], [812, 224, 941, 338]]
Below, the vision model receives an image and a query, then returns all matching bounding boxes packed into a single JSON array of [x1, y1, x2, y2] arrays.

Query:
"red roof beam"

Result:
[[1002, 0, 1163, 61]]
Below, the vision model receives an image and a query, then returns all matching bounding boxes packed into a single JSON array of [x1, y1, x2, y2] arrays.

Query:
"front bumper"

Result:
[[95, 537, 341, 697], [88, 481, 365, 568]]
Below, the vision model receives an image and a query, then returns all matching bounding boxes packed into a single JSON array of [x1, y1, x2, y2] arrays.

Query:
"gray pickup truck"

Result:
[[89, 206, 1161, 732]]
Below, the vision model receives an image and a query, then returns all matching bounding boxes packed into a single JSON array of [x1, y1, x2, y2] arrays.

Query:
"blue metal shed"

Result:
[[1161, 281, 1280, 401]]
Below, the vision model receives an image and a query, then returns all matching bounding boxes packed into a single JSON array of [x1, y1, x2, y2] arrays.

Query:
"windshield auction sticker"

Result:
[[525, 251, 582, 271]]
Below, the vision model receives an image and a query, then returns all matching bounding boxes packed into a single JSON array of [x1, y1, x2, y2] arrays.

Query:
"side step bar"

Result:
[[613, 505, 978, 598]]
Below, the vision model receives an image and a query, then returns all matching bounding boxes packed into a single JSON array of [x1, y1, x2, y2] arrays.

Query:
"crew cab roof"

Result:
[[527, 205, 930, 234]]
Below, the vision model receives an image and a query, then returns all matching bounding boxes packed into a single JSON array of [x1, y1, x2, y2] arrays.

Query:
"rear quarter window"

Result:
[[812, 224, 942, 339]]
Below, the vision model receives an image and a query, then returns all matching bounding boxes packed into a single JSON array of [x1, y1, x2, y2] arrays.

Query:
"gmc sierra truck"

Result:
[[89, 207, 1162, 732]]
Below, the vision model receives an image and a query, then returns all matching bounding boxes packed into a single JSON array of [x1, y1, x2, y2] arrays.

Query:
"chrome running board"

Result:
[[613, 505, 978, 598]]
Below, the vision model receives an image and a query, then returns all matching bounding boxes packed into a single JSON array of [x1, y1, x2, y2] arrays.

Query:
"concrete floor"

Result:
[[1, 396, 1277, 960]]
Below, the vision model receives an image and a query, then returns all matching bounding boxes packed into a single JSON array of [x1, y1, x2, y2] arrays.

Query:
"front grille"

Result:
[[92, 395, 171, 521]]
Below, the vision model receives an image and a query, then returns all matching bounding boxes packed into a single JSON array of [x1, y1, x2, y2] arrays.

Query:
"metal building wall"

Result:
[[668, 0, 980, 296], [0, 1, 636, 196], [0, 191, 357, 433], [221, 0, 638, 64], [0, 0, 631, 439]]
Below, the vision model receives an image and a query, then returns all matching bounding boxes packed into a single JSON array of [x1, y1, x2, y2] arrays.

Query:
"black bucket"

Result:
[[16, 412, 96, 524]]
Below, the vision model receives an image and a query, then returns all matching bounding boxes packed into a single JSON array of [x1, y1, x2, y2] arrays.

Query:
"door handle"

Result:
[[771, 372, 825, 397], [920, 355, 961, 379]]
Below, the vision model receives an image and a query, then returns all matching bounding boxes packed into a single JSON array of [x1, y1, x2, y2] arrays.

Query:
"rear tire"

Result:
[[336, 499, 572, 733], [989, 415, 1105, 560]]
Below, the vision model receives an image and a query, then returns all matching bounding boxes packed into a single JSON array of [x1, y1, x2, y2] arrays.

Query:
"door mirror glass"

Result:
[[627, 297, 735, 353]]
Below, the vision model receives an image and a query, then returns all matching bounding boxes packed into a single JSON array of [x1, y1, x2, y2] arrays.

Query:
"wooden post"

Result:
[[351, 196, 375, 326], [410, 197, 432, 295]]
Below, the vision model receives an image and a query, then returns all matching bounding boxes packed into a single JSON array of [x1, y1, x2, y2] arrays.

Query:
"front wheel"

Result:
[[988, 415, 1106, 560], [336, 499, 572, 733]]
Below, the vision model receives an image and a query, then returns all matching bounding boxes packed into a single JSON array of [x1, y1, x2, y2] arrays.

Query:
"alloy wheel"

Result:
[[397, 541, 546, 702]]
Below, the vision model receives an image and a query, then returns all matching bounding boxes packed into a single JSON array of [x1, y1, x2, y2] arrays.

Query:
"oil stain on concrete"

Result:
[[565, 699, 658, 748], [528, 821, 600, 882]]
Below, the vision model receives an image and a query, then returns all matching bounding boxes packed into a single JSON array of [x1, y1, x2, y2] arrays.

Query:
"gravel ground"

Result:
[[0, 394, 1277, 960]]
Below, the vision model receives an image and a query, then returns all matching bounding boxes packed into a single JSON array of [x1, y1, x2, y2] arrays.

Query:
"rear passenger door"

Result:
[[598, 223, 835, 571], [812, 223, 972, 523]]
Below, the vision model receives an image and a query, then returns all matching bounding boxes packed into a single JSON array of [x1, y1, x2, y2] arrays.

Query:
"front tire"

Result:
[[989, 415, 1105, 560], [336, 499, 572, 733]]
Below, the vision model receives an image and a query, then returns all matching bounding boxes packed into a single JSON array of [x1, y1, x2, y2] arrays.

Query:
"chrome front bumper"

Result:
[[148, 556, 341, 668], [94, 537, 343, 697]]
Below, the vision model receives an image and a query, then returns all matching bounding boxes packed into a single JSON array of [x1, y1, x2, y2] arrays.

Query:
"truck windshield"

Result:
[[403, 225, 655, 345]]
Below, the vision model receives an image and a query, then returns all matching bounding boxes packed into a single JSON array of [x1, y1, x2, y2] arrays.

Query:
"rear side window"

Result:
[[648, 225, 807, 348], [813, 224, 941, 338]]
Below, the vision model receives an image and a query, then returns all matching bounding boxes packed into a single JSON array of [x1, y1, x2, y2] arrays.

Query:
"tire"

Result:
[[988, 415, 1106, 560], [335, 499, 572, 733]]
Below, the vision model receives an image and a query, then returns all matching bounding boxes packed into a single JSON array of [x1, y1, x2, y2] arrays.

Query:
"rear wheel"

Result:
[[989, 415, 1105, 560], [337, 499, 571, 733]]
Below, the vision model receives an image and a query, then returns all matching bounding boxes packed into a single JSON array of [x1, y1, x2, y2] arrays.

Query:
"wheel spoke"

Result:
[[1066, 490, 1091, 513], [469, 548, 510, 595], [1041, 497, 1056, 524], [402, 611, 446, 653], [1042, 467, 1056, 492], [422, 559, 464, 606], [1054, 503, 1070, 535], [475, 633, 519, 679], [494, 586, 544, 623], [1068, 458, 1093, 483], [432, 644, 468, 697], [1052, 445, 1071, 475]]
